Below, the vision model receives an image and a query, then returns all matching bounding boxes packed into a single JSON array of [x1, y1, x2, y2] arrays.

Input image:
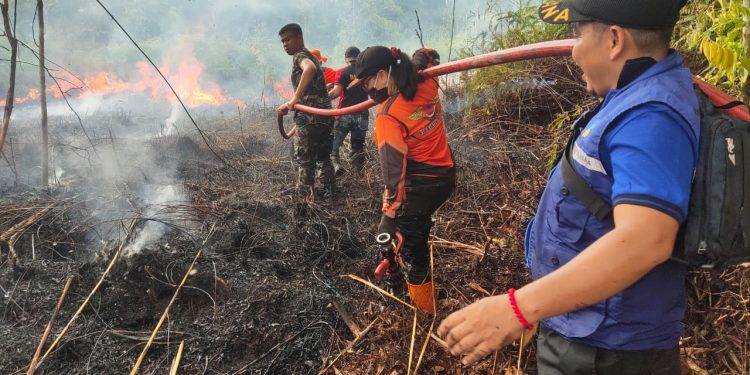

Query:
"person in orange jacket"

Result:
[[349, 46, 454, 313], [310, 49, 337, 89], [411, 48, 440, 71]]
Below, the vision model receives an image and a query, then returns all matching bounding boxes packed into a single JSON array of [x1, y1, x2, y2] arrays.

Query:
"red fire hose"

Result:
[[277, 38, 749, 139], [278, 39, 578, 139], [693, 77, 750, 121]]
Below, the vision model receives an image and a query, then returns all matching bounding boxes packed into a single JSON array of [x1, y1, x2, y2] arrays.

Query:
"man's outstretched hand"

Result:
[[437, 294, 528, 366]]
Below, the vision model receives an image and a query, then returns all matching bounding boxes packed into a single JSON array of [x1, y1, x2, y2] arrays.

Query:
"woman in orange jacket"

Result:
[[349, 46, 454, 313]]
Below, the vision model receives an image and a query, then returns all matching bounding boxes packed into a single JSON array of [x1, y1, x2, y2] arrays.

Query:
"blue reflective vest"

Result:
[[525, 51, 700, 350]]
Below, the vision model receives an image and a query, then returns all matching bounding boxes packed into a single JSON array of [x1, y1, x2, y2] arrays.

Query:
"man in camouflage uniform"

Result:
[[277, 23, 335, 200]]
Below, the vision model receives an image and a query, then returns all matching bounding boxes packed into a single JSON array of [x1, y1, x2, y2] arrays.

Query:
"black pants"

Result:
[[396, 175, 454, 284], [536, 327, 680, 375]]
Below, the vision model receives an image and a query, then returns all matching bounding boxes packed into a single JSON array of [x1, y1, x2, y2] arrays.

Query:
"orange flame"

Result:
[[2, 47, 249, 109], [1, 88, 41, 106], [2, 49, 297, 109], [273, 77, 294, 100], [82, 72, 130, 96], [235, 99, 248, 109]]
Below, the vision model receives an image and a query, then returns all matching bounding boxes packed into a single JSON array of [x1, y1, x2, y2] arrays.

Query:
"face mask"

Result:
[[368, 66, 391, 104]]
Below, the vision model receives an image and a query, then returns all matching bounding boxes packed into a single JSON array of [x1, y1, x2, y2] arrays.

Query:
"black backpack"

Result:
[[559, 88, 750, 269]]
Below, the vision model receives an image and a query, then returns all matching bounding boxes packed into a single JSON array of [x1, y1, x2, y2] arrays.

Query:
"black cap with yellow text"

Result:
[[538, 0, 687, 30]]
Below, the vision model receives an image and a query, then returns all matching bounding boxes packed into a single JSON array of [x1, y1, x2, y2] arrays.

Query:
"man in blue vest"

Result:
[[438, 1, 697, 373]]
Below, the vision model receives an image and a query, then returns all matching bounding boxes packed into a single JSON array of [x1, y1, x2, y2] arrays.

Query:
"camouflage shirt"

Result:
[[291, 48, 332, 110]]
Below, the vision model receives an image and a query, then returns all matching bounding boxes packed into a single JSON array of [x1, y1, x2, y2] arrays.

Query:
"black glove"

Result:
[[412, 48, 440, 71], [377, 215, 397, 239]]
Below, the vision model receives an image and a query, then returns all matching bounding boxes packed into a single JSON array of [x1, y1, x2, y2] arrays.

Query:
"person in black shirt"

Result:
[[329, 46, 370, 174]]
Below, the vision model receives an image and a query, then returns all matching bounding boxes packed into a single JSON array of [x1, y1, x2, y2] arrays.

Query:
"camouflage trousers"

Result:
[[294, 112, 335, 187], [331, 112, 369, 158]]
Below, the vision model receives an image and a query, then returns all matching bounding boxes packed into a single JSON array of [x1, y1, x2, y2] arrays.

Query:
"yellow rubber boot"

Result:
[[407, 280, 435, 314]]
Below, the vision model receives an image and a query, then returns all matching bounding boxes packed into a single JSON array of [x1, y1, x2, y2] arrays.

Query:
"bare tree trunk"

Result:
[[38, 0, 48, 189], [743, 0, 750, 101], [0, 0, 17, 155]]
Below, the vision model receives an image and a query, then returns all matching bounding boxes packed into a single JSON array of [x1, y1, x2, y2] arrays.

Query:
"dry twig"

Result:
[[169, 341, 185, 375], [346, 274, 415, 310], [35, 227, 134, 370], [129, 248, 202, 375], [26, 275, 73, 375]]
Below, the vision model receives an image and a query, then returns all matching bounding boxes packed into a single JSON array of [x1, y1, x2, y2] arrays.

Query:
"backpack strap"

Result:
[[715, 100, 746, 110], [743, 128, 750, 247], [560, 139, 614, 222]]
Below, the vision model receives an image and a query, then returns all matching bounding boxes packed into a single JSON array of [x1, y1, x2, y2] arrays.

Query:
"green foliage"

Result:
[[676, 0, 750, 99], [546, 105, 582, 174], [460, 1, 566, 116], [462, 64, 516, 115], [459, 0, 566, 56]]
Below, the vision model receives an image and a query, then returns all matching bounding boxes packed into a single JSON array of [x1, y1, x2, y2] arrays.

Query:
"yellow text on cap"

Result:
[[540, 2, 570, 22]]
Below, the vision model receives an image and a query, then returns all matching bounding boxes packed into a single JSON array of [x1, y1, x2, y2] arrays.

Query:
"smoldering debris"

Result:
[[123, 184, 187, 257]]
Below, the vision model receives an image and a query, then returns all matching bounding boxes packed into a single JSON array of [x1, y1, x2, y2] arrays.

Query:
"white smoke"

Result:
[[123, 184, 186, 257], [0, 0, 496, 260], [161, 100, 182, 137]]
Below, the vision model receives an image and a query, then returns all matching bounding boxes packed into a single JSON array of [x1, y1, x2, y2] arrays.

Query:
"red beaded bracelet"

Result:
[[508, 288, 534, 330]]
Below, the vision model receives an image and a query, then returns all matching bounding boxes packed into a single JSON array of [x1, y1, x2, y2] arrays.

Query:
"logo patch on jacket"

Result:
[[408, 103, 437, 121]]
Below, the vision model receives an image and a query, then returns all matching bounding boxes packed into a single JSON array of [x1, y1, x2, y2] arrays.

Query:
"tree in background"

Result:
[[0, 0, 17, 156], [676, 0, 750, 100], [38, 0, 48, 189]]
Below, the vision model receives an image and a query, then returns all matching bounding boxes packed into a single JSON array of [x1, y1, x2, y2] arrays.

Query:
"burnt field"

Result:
[[0, 58, 748, 374]]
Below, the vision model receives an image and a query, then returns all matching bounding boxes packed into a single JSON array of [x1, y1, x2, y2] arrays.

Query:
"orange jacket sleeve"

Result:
[[375, 115, 408, 218]]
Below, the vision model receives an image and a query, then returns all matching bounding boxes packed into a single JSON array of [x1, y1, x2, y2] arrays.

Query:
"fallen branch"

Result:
[[169, 341, 185, 375], [407, 309, 418, 375], [233, 320, 323, 374], [414, 317, 436, 374], [430, 332, 448, 350], [129, 248, 203, 375], [332, 300, 361, 336], [107, 329, 187, 342], [1, 201, 59, 257], [320, 317, 379, 373], [26, 275, 73, 375], [34, 220, 136, 370], [346, 274, 415, 310], [412, 245, 437, 374], [413, 325, 448, 350], [430, 237, 485, 257], [516, 330, 526, 373]]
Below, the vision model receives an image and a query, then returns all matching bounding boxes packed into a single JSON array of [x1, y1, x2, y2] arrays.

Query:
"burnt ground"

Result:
[[1, 58, 749, 375]]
